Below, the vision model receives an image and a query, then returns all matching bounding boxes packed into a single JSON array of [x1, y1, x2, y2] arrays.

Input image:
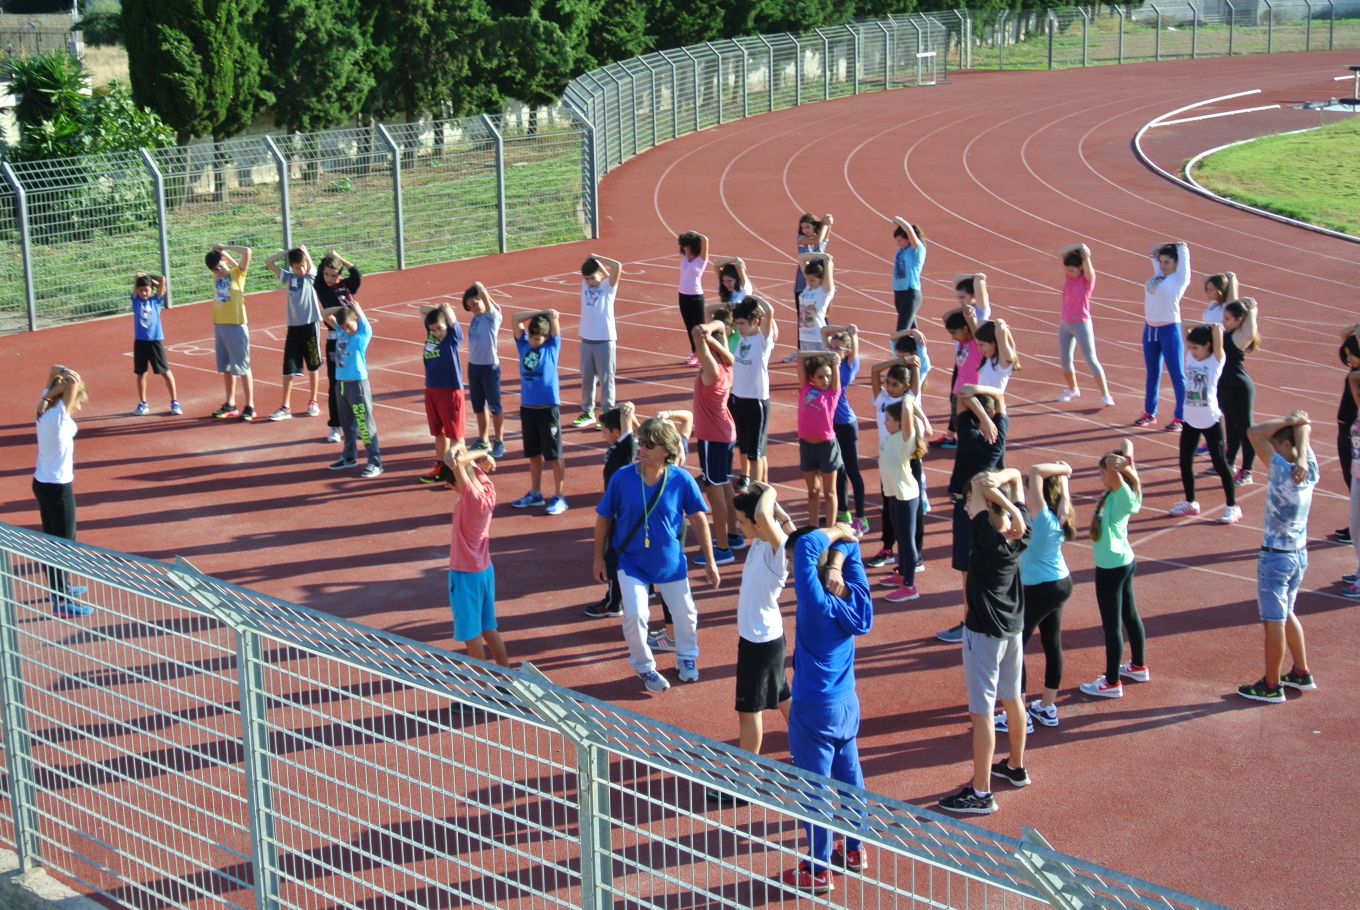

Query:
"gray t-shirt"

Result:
[[1262, 448, 1318, 551], [468, 307, 502, 366], [281, 267, 320, 326]]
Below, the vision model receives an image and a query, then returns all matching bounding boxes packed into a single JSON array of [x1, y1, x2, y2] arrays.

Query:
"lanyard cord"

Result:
[[640, 466, 669, 544]]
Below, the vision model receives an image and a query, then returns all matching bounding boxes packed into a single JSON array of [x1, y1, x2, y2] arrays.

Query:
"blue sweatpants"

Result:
[[1142, 323, 1185, 420], [787, 695, 865, 872]]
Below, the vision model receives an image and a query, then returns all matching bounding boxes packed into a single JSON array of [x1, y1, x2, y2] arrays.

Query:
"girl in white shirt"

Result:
[[972, 318, 1018, 392], [34, 367, 92, 616], [1200, 272, 1238, 325], [1136, 242, 1192, 432], [1169, 323, 1241, 524], [677, 231, 709, 366], [790, 251, 836, 361]]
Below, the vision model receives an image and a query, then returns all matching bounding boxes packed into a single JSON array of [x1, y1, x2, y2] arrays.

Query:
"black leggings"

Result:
[[32, 478, 75, 594], [678, 293, 706, 352], [887, 495, 919, 584], [1095, 561, 1144, 686], [326, 339, 340, 428], [1021, 577, 1072, 692], [1219, 377, 1255, 472], [834, 422, 865, 518], [1179, 421, 1236, 507], [1339, 422, 1353, 491], [880, 459, 924, 556], [893, 288, 921, 332]]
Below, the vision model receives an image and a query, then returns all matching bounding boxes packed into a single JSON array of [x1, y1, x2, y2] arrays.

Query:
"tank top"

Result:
[[1218, 331, 1250, 388], [1341, 378, 1358, 426]]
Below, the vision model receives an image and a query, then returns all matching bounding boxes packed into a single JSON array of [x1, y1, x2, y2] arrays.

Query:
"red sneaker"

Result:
[[831, 842, 869, 873], [418, 461, 444, 484], [780, 862, 832, 893]]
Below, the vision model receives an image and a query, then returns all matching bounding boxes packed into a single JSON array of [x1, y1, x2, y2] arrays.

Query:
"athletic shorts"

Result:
[[468, 363, 503, 414], [1257, 548, 1307, 622], [734, 634, 790, 713], [696, 439, 734, 486], [449, 566, 497, 641], [729, 396, 770, 459], [425, 387, 465, 439], [799, 437, 843, 474], [521, 405, 561, 461], [214, 324, 250, 376], [133, 339, 169, 375], [962, 626, 1023, 715], [951, 497, 972, 572], [282, 323, 323, 376]]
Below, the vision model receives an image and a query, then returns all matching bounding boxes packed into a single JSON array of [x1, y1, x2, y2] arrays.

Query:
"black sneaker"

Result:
[[1337, 527, 1352, 544], [990, 760, 1031, 788], [1237, 678, 1285, 704], [705, 789, 748, 806], [240, 406, 256, 421], [864, 548, 892, 568], [583, 599, 622, 618], [938, 785, 997, 815], [732, 475, 751, 493], [1280, 669, 1317, 691]]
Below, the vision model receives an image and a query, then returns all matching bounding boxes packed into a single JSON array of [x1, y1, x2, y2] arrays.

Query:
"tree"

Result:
[[586, 0, 652, 66], [256, 0, 374, 133], [479, 14, 574, 130], [365, 0, 494, 123]]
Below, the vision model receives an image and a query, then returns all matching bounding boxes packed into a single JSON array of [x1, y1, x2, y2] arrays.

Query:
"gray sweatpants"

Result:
[[338, 379, 382, 467], [1058, 319, 1105, 379], [580, 338, 616, 414]]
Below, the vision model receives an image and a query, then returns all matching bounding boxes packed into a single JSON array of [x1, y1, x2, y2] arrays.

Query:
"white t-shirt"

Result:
[[873, 389, 903, 445], [736, 535, 788, 643], [797, 286, 833, 349], [1201, 302, 1225, 325], [35, 400, 76, 485], [579, 278, 617, 342], [977, 358, 1013, 391], [725, 280, 754, 305], [732, 330, 773, 400], [1183, 351, 1224, 429]]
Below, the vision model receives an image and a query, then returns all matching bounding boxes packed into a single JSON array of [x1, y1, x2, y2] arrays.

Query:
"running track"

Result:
[[2, 52, 1358, 910]]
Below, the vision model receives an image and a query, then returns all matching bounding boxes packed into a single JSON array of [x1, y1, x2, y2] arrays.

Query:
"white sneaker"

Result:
[[1027, 699, 1059, 727], [1100, 395, 1116, 407], [1168, 500, 1201, 517], [1079, 676, 1124, 698], [677, 658, 699, 682], [1119, 662, 1150, 683], [326, 427, 342, 443], [1056, 388, 1080, 403], [1219, 504, 1242, 524], [359, 464, 384, 479], [306, 400, 320, 417], [638, 670, 670, 693]]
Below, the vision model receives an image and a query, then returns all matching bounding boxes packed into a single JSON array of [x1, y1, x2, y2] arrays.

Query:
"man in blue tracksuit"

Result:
[[781, 522, 873, 895]]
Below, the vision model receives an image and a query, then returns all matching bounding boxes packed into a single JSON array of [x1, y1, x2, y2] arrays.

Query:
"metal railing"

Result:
[[0, 522, 1233, 910]]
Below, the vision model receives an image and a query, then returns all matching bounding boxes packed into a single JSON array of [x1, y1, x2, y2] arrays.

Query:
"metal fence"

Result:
[[0, 521, 1232, 910]]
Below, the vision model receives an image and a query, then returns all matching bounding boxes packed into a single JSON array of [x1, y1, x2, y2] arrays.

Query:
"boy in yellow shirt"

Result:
[[206, 243, 256, 420]]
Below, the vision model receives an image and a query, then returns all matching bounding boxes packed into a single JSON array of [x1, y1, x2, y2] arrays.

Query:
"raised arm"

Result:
[[993, 318, 1017, 368], [819, 323, 858, 364], [215, 243, 251, 271], [757, 295, 777, 341], [891, 216, 920, 247], [1232, 296, 1258, 350], [589, 253, 623, 287], [973, 272, 989, 312], [511, 308, 552, 339], [815, 214, 833, 245], [1060, 243, 1094, 280], [1026, 462, 1072, 517], [656, 408, 694, 441], [1248, 409, 1309, 474], [263, 249, 286, 277], [1210, 322, 1225, 363], [472, 281, 498, 313]]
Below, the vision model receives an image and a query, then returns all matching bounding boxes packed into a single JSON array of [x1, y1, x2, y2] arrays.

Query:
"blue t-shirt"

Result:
[[335, 315, 372, 381], [1262, 448, 1318, 551], [596, 464, 708, 584], [1018, 506, 1070, 586], [891, 243, 926, 291], [131, 294, 164, 341], [834, 358, 860, 425], [791, 531, 873, 705], [516, 333, 561, 406], [423, 324, 464, 389]]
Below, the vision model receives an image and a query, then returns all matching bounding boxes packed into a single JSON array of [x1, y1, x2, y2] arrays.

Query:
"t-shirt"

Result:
[[280, 267, 320, 326], [1060, 273, 1095, 323], [873, 390, 903, 446], [1202, 302, 1225, 325], [731, 331, 773, 400], [797, 380, 837, 442], [334, 314, 372, 382], [516, 334, 561, 406], [1263, 448, 1318, 551], [797, 286, 833, 349], [679, 255, 708, 295], [879, 431, 919, 501], [212, 267, 248, 325], [722, 280, 753, 305], [1183, 351, 1224, 430], [891, 243, 925, 292], [580, 278, 617, 342], [34, 400, 76, 485], [952, 338, 982, 393], [449, 466, 496, 573], [976, 357, 1012, 392], [1092, 482, 1140, 569], [131, 294, 164, 342], [737, 535, 789, 644], [603, 432, 638, 486], [833, 358, 860, 425], [949, 412, 1008, 496], [1019, 506, 1069, 585], [468, 308, 502, 366], [423, 324, 464, 390], [793, 238, 827, 294], [693, 361, 735, 442], [315, 267, 360, 353], [790, 531, 872, 705], [965, 505, 1031, 639], [596, 464, 708, 585], [1143, 244, 1191, 325]]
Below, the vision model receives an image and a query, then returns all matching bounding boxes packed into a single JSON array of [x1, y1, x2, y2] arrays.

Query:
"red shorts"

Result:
[[424, 387, 465, 439]]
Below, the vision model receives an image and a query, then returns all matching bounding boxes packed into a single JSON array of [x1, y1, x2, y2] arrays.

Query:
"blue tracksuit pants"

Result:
[[788, 695, 865, 871]]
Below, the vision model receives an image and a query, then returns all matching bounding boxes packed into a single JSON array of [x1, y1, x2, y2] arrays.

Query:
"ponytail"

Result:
[[1089, 491, 1108, 543]]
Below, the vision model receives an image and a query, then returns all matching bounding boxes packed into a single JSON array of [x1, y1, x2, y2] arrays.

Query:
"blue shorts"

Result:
[[467, 363, 503, 415], [695, 439, 734, 486], [1257, 548, 1306, 622], [449, 566, 497, 641]]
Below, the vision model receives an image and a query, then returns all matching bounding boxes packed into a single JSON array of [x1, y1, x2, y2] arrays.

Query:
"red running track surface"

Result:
[[3, 52, 1359, 910]]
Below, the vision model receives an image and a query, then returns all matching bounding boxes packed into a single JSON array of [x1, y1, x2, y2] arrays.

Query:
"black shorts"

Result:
[[729, 396, 770, 459], [799, 438, 843, 474], [951, 497, 972, 572], [133, 339, 169, 375], [734, 635, 790, 713], [283, 323, 323, 376], [521, 405, 561, 461]]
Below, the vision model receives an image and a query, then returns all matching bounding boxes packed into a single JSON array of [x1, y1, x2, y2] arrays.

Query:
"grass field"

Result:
[[1192, 116, 1360, 235]]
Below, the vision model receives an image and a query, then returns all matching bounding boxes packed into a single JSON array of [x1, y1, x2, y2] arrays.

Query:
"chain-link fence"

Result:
[[0, 521, 1234, 910]]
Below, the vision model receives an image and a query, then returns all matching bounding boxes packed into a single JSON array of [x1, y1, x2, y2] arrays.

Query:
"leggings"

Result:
[[1141, 323, 1185, 419], [1179, 421, 1236, 507], [1340, 422, 1354, 492], [834, 422, 865, 518], [32, 478, 75, 594], [1021, 577, 1071, 692], [910, 458, 925, 557], [1058, 319, 1105, 380], [326, 340, 341, 428], [880, 486, 896, 552], [1219, 376, 1255, 472], [888, 496, 919, 585], [1094, 561, 1144, 686], [893, 288, 922, 332], [678, 293, 706, 352]]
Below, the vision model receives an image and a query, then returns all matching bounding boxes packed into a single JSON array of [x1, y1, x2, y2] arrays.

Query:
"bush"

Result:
[[76, 10, 122, 46]]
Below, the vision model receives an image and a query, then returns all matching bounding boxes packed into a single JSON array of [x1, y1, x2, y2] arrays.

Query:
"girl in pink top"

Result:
[[1055, 243, 1113, 406], [796, 351, 844, 528], [678, 231, 710, 366]]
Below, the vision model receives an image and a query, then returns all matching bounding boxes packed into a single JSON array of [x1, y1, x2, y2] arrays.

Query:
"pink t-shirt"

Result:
[[450, 467, 496, 573], [952, 338, 982, 394], [679, 255, 708, 295], [1061, 273, 1095, 323], [797, 380, 838, 442], [693, 362, 736, 442]]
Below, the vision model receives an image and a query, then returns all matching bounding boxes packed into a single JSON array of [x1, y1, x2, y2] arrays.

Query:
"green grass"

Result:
[[1192, 116, 1360, 236]]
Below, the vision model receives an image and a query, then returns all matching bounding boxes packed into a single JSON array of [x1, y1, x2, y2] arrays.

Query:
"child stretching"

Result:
[[464, 282, 505, 457], [511, 309, 567, 514], [715, 256, 755, 305], [322, 297, 383, 478], [444, 441, 509, 667], [890, 216, 927, 331], [417, 300, 465, 484], [691, 320, 739, 564], [264, 245, 321, 420], [1219, 298, 1261, 485], [677, 232, 710, 366], [1169, 322, 1240, 524], [934, 274, 989, 448], [129, 273, 180, 415], [866, 340, 929, 569], [1135, 242, 1191, 431], [964, 308, 1019, 392], [790, 251, 836, 362], [879, 401, 926, 602], [1201, 272, 1239, 325], [729, 297, 777, 487], [796, 351, 844, 529], [1336, 330, 1360, 546], [574, 253, 623, 428], [792, 212, 833, 309], [315, 251, 361, 443], [822, 323, 867, 534], [1055, 244, 1112, 405]]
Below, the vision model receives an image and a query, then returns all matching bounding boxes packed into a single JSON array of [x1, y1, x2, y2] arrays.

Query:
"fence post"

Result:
[[1329, 0, 1335, 50], [566, 105, 599, 240], [236, 628, 283, 910], [1080, 6, 1089, 66], [1225, 0, 1235, 54], [1, 163, 35, 332], [639, 57, 660, 148], [849, 25, 860, 94], [629, 71, 640, 156], [795, 34, 803, 105], [0, 549, 42, 869], [479, 115, 507, 254], [1152, 5, 1161, 61], [1047, 11, 1055, 69], [261, 136, 291, 255], [999, 9, 1009, 69], [139, 149, 172, 308], [669, 57, 680, 138], [1117, 4, 1125, 63], [1009, 828, 1102, 910], [910, 18, 925, 83], [756, 34, 774, 110], [679, 47, 700, 130], [815, 28, 829, 100], [375, 124, 404, 270], [740, 44, 750, 115], [1262, 0, 1272, 52], [875, 21, 890, 88], [1303, 0, 1312, 50], [1188, 1, 1198, 58], [706, 43, 724, 123]]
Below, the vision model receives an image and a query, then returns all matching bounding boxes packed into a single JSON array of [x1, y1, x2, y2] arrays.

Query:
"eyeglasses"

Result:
[[639, 440, 660, 450]]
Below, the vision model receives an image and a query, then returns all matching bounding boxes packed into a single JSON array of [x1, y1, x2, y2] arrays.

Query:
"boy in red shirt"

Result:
[[445, 441, 509, 666]]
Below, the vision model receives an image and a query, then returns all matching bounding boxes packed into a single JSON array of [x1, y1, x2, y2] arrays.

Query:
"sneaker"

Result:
[[915, 562, 926, 573], [1343, 573, 1358, 584], [780, 352, 798, 364], [1119, 662, 1150, 682], [306, 400, 320, 417], [489, 439, 506, 458], [677, 658, 699, 682], [1280, 669, 1317, 691], [1133, 412, 1156, 427], [885, 584, 919, 602], [1056, 388, 1080, 403], [544, 496, 569, 515], [727, 534, 747, 551], [469, 437, 489, 451], [990, 759, 1031, 788], [326, 427, 342, 443], [1233, 469, 1253, 486], [419, 461, 445, 484], [1080, 676, 1123, 698], [852, 517, 870, 536], [831, 842, 868, 873], [1169, 500, 1201, 517], [169, 400, 183, 415], [1164, 418, 1184, 433], [51, 600, 94, 618], [781, 861, 832, 893], [583, 599, 622, 618], [647, 629, 676, 651], [240, 406, 256, 421], [213, 403, 239, 419], [936, 623, 964, 643], [685, 353, 700, 366], [1337, 527, 1352, 544], [1027, 699, 1059, 728], [732, 475, 751, 492], [938, 785, 997, 815], [360, 464, 383, 479], [65, 585, 88, 597], [1341, 583, 1360, 598], [328, 457, 357, 470], [134, 401, 150, 416], [865, 548, 892, 568], [929, 434, 957, 449], [268, 406, 292, 421], [1195, 442, 1208, 455], [878, 570, 902, 588], [993, 710, 1033, 735], [1237, 678, 1285, 704], [571, 412, 597, 429], [693, 547, 735, 566], [1100, 395, 1116, 407], [511, 491, 546, 508], [638, 670, 670, 694], [1219, 505, 1242, 524]]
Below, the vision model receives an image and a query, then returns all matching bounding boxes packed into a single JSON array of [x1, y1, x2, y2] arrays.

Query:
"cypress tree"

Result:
[[256, 0, 374, 133]]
